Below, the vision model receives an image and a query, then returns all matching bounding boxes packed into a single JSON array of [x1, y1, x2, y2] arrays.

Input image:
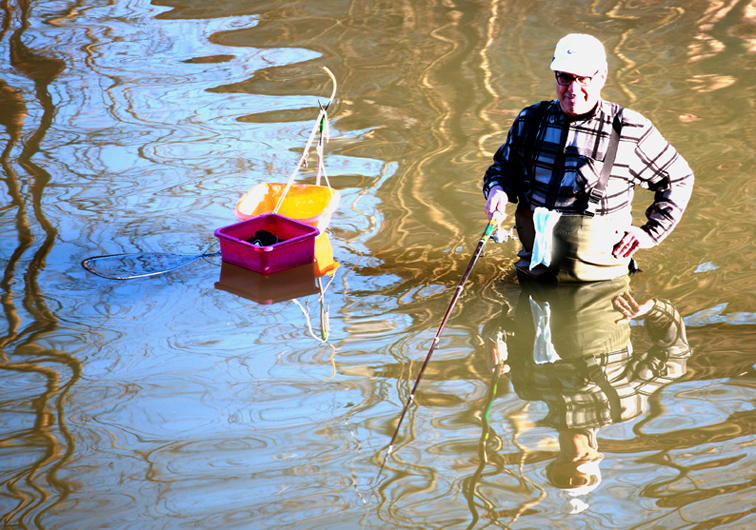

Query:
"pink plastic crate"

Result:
[[214, 213, 319, 274]]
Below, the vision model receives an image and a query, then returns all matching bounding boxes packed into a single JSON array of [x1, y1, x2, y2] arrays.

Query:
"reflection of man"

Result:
[[486, 278, 690, 512]]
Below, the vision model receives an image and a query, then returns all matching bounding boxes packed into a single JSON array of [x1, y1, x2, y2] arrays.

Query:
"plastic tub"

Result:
[[214, 213, 318, 274], [233, 183, 340, 233]]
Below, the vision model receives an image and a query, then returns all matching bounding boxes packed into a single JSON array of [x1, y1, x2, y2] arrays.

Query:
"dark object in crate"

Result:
[[247, 229, 280, 247]]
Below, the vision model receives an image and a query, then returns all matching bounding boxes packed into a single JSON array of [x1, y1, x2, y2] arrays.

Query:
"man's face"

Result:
[[555, 69, 606, 117]]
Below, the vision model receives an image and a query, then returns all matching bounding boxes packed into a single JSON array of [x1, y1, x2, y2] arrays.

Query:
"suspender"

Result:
[[523, 101, 549, 186], [584, 108, 624, 217]]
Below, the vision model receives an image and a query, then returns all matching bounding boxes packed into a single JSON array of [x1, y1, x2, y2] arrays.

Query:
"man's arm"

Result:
[[482, 128, 518, 218], [613, 114, 694, 258], [483, 104, 544, 218]]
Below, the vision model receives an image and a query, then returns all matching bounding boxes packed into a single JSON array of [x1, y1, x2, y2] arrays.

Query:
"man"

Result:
[[483, 34, 694, 281]]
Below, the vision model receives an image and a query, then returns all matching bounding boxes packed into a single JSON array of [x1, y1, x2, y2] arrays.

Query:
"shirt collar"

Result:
[[551, 98, 610, 123]]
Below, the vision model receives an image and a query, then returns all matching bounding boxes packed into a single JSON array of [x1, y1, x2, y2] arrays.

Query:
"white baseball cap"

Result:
[[550, 34, 607, 76]]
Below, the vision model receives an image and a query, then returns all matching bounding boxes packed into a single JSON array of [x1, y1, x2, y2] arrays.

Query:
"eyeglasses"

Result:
[[555, 71, 597, 87]]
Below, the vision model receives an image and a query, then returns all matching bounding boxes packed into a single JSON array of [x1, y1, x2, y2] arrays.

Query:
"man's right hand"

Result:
[[485, 185, 508, 220]]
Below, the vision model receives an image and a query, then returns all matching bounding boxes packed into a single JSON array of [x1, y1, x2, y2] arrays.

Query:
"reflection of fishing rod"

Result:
[[466, 350, 506, 530], [376, 216, 499, 481], [478, 361, 504, 466]]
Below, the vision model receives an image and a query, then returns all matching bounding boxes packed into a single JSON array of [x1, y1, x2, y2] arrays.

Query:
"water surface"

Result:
[[2, 0, 756, 529]]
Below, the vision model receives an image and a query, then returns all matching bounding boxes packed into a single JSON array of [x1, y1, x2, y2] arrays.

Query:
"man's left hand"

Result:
[[612, 226, 654, 258]]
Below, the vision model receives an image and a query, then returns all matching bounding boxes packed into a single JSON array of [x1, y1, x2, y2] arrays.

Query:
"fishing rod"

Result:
[[376, 215, 500, 482]]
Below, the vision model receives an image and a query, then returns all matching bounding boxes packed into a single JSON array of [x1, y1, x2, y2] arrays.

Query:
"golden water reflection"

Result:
[[1, 1, 80, 528]]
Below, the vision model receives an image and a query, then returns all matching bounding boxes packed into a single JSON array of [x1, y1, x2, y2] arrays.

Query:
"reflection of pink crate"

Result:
[[215, 261, 318, 305], [214, 214, 319, 274]]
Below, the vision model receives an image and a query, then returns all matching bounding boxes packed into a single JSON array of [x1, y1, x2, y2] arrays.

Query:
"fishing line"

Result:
[[81, 242, 221, 280]]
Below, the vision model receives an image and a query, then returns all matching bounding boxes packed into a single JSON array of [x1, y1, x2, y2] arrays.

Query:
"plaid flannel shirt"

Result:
[[483, 99, 694, 244]]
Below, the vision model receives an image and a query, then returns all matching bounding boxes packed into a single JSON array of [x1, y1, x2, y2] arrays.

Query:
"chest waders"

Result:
[[514, 105, 632, 282]]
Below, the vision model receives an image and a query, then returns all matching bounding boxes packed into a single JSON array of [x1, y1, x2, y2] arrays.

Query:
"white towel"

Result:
[[530, 207, 562, 270]]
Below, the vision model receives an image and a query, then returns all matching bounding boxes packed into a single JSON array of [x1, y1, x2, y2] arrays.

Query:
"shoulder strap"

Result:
[[521, 101, 550, 197], [525, 101, 550, 148], [584, 107, 624, 217]]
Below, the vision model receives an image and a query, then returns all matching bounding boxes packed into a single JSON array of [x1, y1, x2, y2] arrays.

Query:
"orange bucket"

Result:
[[314, 231, 339, 276], [233, 183, 340, 233]]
